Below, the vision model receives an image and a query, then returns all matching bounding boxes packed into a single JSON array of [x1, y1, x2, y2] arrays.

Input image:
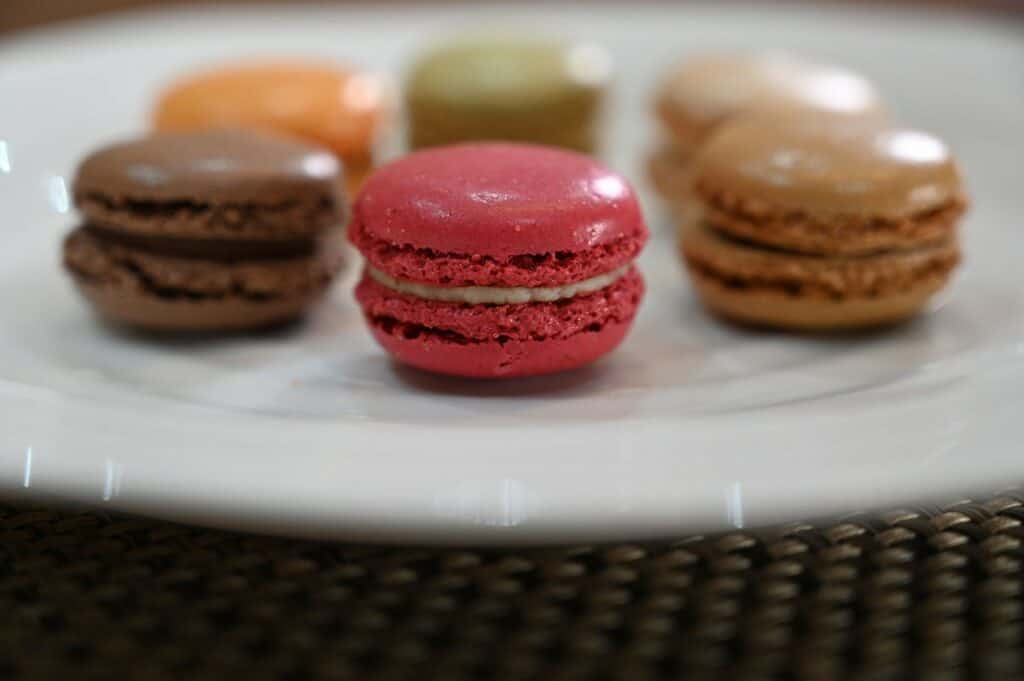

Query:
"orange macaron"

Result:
[[153, 62, 391, 195]]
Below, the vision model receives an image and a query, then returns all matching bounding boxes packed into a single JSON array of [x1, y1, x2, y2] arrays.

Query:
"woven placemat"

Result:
[[2, 493, 1024, 681]]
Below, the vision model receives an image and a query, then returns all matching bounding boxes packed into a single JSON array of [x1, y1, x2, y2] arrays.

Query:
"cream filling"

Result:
[[368, 264, 630, 304]]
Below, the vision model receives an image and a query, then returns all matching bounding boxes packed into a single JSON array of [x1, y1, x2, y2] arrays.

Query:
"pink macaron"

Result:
[[350, 143, 648, 378]]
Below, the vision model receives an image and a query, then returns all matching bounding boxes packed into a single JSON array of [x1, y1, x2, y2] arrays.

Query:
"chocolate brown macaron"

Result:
[[63, 129, 347, 331], [681, 118, 967, 330]]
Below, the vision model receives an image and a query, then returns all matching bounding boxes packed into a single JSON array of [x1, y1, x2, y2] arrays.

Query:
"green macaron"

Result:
[[406, 36, 611, 153]]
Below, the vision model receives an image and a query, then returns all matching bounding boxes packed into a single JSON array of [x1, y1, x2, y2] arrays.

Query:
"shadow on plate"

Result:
[[681, 295, 937, 347], [96, 314, 313, 348], [390, 361, 615, 399]]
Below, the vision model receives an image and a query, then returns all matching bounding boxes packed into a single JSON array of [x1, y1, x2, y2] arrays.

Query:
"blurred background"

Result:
[[2, 0, 1020, 35]]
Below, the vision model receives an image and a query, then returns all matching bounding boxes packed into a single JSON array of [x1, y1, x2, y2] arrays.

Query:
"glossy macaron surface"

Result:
[[353, 143, 644, 258], [694, 118, 963, 217], [75, 129, 343, 208], [73, 129, 346, 241]]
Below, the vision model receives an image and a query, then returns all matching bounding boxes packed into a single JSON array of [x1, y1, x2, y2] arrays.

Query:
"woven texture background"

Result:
[[3, 494, 1024, 680]]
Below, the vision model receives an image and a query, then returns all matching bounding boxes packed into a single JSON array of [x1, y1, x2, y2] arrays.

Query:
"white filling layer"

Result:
[[368, 264, 630, 304]]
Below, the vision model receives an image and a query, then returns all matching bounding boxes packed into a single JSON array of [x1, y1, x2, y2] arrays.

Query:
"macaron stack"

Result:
[[153, 62, 391, 194], [406, 37, 611, 153], [649, 53, 884, 216], [349, 144, 648, 377], [680, 118, 966, 330], [63, 129, 347, 331]]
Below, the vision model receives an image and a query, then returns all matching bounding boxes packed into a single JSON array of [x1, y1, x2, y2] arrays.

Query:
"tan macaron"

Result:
[[649, 53, 884, 214], [681, 117, 967, 331]]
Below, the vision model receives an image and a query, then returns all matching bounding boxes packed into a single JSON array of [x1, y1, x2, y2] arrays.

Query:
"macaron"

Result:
[[63, 129, 347, 331], [406, 37, 611, 153], [153, 62, 391, 194], [649, 53, 884, 214], [681, 118, 967, 330], [350, 143, 648, 378]]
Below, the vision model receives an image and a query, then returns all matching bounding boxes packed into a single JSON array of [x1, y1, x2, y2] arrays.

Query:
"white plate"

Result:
[[1, 3, 1023, 545]]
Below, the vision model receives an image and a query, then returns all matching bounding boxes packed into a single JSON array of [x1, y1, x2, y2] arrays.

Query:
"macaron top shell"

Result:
[[75, 129, 344, 207], [694, 118, 963, 217], [657, 53, 883, 139], [407, 38, 611, 113], [153, 62, 390, 156], [353, 143, 646, 258]]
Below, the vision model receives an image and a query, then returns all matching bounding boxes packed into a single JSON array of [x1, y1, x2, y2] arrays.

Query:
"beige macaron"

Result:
[[649, 53, 884, 215], [681, 116, 967, 331]]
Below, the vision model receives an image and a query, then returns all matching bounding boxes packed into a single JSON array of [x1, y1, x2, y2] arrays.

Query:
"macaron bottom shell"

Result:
[[680, 222, 959, 331], [72, 281, 328, 332], [687, 269, 948, 331], [64, 226, 344, 332], [355, 267, 645, 379], [366, 313, 634, 379]]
